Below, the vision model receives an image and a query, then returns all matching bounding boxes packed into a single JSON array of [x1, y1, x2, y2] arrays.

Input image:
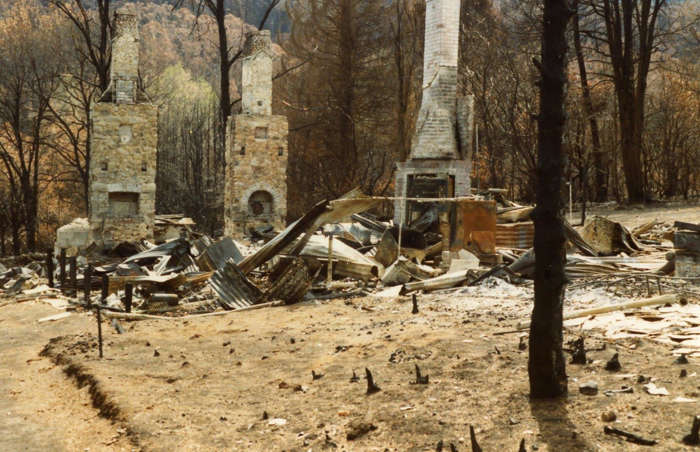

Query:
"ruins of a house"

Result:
[[56, 8, 157, 252], [88, 9, 158, 245], [394, 0, 474, 226], [224, 31, 288, 238]]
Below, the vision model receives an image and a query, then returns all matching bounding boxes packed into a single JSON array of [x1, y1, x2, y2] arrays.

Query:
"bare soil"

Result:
[[585, 203, 700, 229], [0, 302, 134, 451], [30, 294, 700, 451], [2, 203, 700, 452]]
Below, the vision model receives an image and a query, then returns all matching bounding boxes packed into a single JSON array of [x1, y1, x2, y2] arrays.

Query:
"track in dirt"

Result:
[[0, 302, 134, 452]]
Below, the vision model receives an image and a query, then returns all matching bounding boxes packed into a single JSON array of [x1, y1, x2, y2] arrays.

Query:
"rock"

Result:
[[518, 336, 527, 351], [579, 382, 598, 396], [604, 353, 621, 372], [346, 421, 377, 440], [674, 354, 689, 365], [601, 411, 617, 422]]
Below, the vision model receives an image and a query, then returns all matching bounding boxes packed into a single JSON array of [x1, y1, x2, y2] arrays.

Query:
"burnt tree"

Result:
[[49, 0, 113, 211], [171, 0, 280, 125], [591, 0, 667, 203], [528, 0, 571, 398], [572, 0, 606, 202]]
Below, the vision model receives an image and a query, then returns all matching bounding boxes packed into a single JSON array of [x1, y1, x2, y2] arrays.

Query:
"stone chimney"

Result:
[[110, 9, 139, 104], [241, 30, 273, 115]]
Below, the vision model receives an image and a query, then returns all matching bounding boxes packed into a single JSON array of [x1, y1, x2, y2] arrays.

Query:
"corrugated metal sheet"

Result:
[[496, 222, 534, 249], [196, 237, 243, 271], [265, 257, 312, 304], [209, 259, 263, 309]]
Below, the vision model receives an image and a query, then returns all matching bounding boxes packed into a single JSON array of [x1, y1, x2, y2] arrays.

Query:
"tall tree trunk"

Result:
[[528, 0, 570, 399], [598, 0, 665, 203], [572, 1, 606, 202], [214, 0, 232, 124], [11, 217, 21, 256]]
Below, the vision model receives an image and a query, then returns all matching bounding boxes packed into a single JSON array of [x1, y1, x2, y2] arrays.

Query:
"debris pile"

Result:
[[2, 196, 698, 338]]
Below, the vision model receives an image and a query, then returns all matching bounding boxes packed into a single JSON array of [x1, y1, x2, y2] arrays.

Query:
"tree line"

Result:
[[0, 0, 697, 255]]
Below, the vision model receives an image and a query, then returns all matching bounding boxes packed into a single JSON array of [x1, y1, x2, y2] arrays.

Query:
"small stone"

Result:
[[346, 421, 377, 440], [579, 381, 598, 396], [153, 349, 160, 357], [681, 369, 688, 378], [605, 353, 621, 372], [601, 411, 617, 422], [675, 354, 689, 365]]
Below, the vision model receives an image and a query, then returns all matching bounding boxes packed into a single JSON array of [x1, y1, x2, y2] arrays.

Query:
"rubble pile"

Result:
[[1, 195, 698, 329]]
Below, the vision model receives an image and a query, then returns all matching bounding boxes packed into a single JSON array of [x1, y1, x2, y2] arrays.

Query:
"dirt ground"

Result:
[[6, 292, 700, 452], [0, 302, 134, 451], [2, 203, 699, 452], [585, 203, 700, 229]]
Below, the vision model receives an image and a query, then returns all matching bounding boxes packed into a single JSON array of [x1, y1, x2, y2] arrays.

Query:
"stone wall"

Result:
[[225, 114, 288, 237], [89, 102, 158, 244]]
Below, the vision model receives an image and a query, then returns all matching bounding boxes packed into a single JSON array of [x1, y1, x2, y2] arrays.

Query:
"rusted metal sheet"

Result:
[[496, 221, 534, 249], [451, 200, 498, 264], [209, 258, 263, 309], [265, 257, 312, 304]]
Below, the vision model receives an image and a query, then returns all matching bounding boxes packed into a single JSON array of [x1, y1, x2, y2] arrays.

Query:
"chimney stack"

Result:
[[241, 30, 272, 115], [110, 9, 139, 104]]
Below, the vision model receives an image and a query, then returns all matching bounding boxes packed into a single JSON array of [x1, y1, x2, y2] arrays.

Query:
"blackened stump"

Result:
[[46, 250, 54, 288], [59, 248, 66, 293]]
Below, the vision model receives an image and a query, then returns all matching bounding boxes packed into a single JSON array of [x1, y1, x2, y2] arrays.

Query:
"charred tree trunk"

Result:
[[528, 0, 570, 399], [597, 0, 665, 204], [572, 1, 606, 202], [214, 0, 232, 125]]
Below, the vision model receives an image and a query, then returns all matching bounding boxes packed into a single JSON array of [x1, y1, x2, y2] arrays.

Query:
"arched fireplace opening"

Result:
[[248, 190, 273, 217]]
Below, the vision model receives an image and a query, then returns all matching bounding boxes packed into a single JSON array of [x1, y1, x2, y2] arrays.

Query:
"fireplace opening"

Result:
[[108, 192, 139, 217], [405, 174, 454, 226], [248, 190, 273, 217]]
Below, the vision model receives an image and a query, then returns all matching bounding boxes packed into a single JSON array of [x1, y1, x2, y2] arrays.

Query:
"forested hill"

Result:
[[0, 0, 289, 36], [120, 0, 290, 35]]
